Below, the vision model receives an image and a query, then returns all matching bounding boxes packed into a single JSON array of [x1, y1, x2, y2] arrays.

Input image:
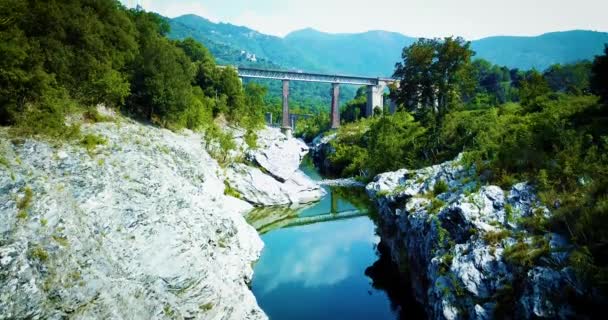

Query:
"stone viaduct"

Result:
[[235, 67, 398, 133]]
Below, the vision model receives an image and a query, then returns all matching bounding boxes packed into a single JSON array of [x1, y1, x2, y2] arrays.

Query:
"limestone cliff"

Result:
[[0, 118, 298, 319], [366, 155, 588, 319]]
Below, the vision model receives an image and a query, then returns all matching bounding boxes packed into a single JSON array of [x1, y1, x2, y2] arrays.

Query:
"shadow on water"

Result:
[[365, 242, 427, 319], [248, 156, 425, 320]]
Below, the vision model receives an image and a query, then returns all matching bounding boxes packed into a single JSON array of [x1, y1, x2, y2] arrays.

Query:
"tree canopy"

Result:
[[0, 0, 265, 137]]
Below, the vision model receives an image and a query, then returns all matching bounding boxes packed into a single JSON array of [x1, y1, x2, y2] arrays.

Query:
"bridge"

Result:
[[234, 67, 399, 132]]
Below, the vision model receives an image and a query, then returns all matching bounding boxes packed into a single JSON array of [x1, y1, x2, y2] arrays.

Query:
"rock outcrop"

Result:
[[366, 155, 586, 319], [227, 127, 326, 206], [0, 120, 267, 319], [310, 132, 336, 175], [226, 164, 325, 206]]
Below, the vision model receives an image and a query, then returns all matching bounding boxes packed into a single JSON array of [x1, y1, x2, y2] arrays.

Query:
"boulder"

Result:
[[246, 127, 309, 182], [226, 164, 326, 206]]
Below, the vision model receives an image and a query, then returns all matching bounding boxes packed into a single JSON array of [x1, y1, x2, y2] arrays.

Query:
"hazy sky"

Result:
[[122, 0, 608, 39]]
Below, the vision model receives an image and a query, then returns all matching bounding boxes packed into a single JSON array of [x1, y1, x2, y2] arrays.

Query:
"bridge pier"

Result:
[[281, 79, 292, 137], [331, 83, 340, 129], [365, 83, 385, 117]]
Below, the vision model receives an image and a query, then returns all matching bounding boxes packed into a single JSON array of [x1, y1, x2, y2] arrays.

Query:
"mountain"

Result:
[[169, 15, 608, 76], [471, 30, 608, 70], [169, 14, 319, 71], [284, 28, 416, 76]]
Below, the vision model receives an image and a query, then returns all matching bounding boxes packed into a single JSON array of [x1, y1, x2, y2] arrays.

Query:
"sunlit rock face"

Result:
[[248, 127, 309, 182], [0, 120, 266, 319], [227, 127, 326, 206], [366, 155, 587, 319]]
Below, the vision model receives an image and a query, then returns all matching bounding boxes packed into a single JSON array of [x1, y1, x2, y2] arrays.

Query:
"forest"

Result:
[[0, 0, 267, 155], [311, 36, 608, 296]]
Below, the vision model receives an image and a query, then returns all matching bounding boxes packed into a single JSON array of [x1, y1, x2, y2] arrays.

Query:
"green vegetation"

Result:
[[503, 237, 550, 267], [223, 180, 241, 199], [16, 186, 33, 220], [80, 134, 107, 154], [319, 38, 608, 295], [0, 0, 267, 154], [428, 198, 446, 215], [29, 245, 49, 262], [83, 109, 114, 123], [294, 112, 330, 142], [483, 229, 511, 246], [327, 111, 426, 177], [199, 302, 214, 311], [0, 155, 9, 168], [433, 180, 449, 195]]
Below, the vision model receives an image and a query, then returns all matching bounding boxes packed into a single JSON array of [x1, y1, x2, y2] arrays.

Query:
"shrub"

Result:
[[80, 134, 107, 154], [29, 246, 49, 262], [429, 198, 446, 214], [433, 180, 449, 195], [504, 237, 550, 267], [223, 180, 241, 199], [483, 229, 511, 246]]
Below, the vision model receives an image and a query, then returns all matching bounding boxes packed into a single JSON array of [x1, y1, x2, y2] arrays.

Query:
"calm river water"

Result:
[[247, 158, 424, 320]]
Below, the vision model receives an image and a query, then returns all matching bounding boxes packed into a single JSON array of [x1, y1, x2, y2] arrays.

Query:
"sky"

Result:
[[121, 0, 608, 40]]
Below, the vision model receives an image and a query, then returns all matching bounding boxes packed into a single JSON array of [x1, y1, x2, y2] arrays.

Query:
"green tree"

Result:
[[544, 61, 592, 95], [393, 38, 437, 112], [393, 37, 474, 116], [591, 45, 608, 103], [519, 70, 551, 111], [128, 10, 194, 125]]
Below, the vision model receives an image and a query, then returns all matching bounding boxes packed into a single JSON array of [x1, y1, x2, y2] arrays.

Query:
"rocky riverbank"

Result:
[[365, 155, 589, 319], [0, 114, 319, 319], [308, 132, 597, 319]]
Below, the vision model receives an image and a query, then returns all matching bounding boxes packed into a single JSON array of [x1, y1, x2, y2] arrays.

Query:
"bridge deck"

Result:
[[237, 67, 395, 86]]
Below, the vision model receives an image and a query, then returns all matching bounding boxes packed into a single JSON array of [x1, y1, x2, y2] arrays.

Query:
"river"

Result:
[[246, 158, 425, 320]]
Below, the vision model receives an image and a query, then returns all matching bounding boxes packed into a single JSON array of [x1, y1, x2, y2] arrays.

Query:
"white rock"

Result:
[[247, 127, 308, 182], [226, 164, 325, 206], [0, 121, 266, 320]]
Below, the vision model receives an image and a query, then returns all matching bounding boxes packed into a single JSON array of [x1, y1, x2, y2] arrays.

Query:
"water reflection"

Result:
[[250, 159, 423, 320], [365, 242, 427, 319]]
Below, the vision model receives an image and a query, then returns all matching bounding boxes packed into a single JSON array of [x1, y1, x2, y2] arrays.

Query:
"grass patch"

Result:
[[29, 246, 49, 262], [504, 237, 550, 267], [80, 134, 107, 154], [16, 186, 33, 220], [52, 235, 69, 247], [223, 180, 241, 199], [83, 108, 113, 123], [428, 198, 446, 214], [0, 155, 9, 168], [504, 204, 514, 223], [199, 302, 214, 311], [433, 179, 449, 195], [483, 229, 511, 246], [439, 253, 454, 275], [244, 130, 258, 149]]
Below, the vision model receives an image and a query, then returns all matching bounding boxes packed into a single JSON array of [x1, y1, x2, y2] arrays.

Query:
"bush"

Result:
[[327, 112, 426, 178], [433, 180, 449, 195], [80, 134, 107, 153]]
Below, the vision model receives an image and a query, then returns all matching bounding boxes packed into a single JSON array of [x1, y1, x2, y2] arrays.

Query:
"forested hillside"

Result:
[[472, 30, 608, 70], [169, 14, 608, 75], [0, 0, 267, 158]]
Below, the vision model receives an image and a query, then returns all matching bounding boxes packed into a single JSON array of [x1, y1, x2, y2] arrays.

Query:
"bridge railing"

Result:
[[237, 67, 389, 86]]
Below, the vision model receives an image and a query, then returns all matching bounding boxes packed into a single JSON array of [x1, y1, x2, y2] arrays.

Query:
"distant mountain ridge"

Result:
[[168, 14, 608, 76]]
